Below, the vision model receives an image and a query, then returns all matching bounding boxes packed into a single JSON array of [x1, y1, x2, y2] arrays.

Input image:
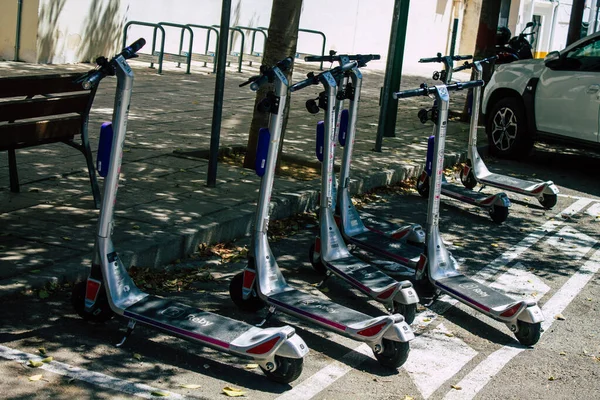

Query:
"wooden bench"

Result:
[[0, 73, 101, 208]]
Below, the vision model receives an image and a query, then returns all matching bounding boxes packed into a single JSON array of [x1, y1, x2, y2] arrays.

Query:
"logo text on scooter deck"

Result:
[[187, 314, 214, 327], [459, 282, 490, 297]]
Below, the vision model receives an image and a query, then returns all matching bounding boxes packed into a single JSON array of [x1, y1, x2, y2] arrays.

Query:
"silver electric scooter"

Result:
[[455, 57, 559, 209], [416, 53, 511, 223], [229, 58, 415, 368], [301, 55, 421, 323], [305, 52, 425, 246], [71, 41, 308, 383], [394, 81, 544, 346]]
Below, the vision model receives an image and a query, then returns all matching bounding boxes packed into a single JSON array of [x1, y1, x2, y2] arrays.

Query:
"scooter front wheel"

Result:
[[514, 320, 541, 346], [261, 356, 304, 384], [393, 302, 416, 325], [71, 280, 114, 323], [489, 205, 509, 224], [229, 272, 265, 312], [416, 173, 429, 198], [308, 243, 327, 275], [460, 168, 478, 190], [374, 339, 410, 368], [539, 193, 557, 209]]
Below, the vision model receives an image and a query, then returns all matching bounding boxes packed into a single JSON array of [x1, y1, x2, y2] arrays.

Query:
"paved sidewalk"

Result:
[[0, 59, 473, 297]]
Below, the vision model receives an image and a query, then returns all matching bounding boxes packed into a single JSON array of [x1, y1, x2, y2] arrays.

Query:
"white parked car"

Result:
[[482, 31, 600, 158]]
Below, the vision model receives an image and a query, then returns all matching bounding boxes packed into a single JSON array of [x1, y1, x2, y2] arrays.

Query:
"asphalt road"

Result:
[[1, 142, 599, 400]]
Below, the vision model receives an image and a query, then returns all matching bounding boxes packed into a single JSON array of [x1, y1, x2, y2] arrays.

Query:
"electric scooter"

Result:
[[71, 41, 308, 383], [301, 56, 420, 323], [454, 57, 559, 208], [305, 53, 426, 246], [394, 80, 544, 346], [416, 53, 511, 223], [229, 58, 415, 368]]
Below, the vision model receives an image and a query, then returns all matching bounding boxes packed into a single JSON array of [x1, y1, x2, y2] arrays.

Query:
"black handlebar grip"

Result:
[[81, 71, 106, 90], [276, 57, 294, 73], [393, 88, 427, 99], [249, 74, 269, 91], [480, 55, 498, 64], [419, 56, 441, 63], [120, 38, 146, 59], [446, 80, 484, 92], [453, 62, 472, 72], [304, 55, 334, 62], [452, 54, 473, 61], [290, 75, 318, 92]]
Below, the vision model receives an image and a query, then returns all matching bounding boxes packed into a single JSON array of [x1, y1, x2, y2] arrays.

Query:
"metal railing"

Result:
[[123, 21, 165, 74]]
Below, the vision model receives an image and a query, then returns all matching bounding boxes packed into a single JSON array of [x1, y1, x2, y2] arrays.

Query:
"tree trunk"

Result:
[[566, 0, 586, 46], [243, 0, 303, 170], [473, 0, 502, 83]]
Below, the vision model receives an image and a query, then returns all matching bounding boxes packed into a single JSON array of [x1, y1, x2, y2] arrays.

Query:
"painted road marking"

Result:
[[546, 226, 597, 261], [274, 343, 372, 400], [0, 345, 186, 399], [474, 198, 592, 282], [404, 323, 477, 399], [442, 249, 600, 400], [586, 203, 600, 218], [489, 263, 550, 302]]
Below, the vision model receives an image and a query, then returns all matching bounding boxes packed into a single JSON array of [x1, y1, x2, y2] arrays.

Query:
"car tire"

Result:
[[486, 96, 533, 159]]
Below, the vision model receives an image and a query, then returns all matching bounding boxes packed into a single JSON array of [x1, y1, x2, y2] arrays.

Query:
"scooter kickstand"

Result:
[[116, 320, 136, 347], [317, 271, 332, 288], [257, 306, 276, 327]]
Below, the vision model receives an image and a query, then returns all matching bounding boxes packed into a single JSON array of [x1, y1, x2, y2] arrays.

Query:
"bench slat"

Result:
[[0, 73, 88, 98], [0, 116, 80, 150], [0, 93, 91, 122]]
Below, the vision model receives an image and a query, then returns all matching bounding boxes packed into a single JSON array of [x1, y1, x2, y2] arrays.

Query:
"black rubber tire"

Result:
[[261, 356, 304, 384], [539, 193, 558, 209], [229, 272, 265, 312], [308, 243, 327, 275], [489, 205, 509, 224], [514, 321, 541, 346], [393, 302, 417, 325], [486, 96, 534, 159], [416, 173, 429, 198], [71, 280, 114, 323], [460, 168, 478, 190], [374, 339, 410, 369]]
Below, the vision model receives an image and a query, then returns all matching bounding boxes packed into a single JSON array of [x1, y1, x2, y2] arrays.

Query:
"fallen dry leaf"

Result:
[[554, 314, 566, 321], [548, 376, 555, 381], [133, 353, 143, 361], [28, 360, 43, 368], [451, 385, 462, 390], [222, 386, 246, 397], [38, 347, 47, 356], [244, 364, 258, 370], [444, 332, 455, 338], [180, 384, 201, 389], [151, 390, 169, 397], [28, 374, 43, 381], [41, 357, 53, 363]]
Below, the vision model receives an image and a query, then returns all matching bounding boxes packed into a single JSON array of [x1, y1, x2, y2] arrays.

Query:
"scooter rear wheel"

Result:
[[229, 272, 265, 312], [514, 320, 541, 346], [374, 339, 410, 368], [71, 280, 114, 323], [489, 205, 509, 224], [539, 193, 557, 209], [261, 356, 303, 384], [393, 302, 416, 325]]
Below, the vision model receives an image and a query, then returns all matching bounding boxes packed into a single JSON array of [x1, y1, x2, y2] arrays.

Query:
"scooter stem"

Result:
[[467, 62, 484, 155]]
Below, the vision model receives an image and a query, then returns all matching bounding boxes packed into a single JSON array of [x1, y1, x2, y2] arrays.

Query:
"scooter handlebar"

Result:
[[119, 38, 146, 60], [304, 54, 381, 63], [81, 70, 106, 90], [291, 61, 358, 92], [419, 53, 473, 63], [393, 80, 484, 99], [241, 57, 294, 91]]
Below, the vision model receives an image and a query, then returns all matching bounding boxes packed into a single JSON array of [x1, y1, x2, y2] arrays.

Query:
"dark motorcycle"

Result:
[[495, 22, 535, 64]]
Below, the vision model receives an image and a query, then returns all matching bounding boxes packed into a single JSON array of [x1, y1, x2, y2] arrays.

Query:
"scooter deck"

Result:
[[479, 173, 543, 194], [441, 180, 493, 206], [435, 274, 516, 312], [124, 295, 253, 349], [347, 231, 421, 268], [326, 255, 399, 294], [268, 289, 377, 331]]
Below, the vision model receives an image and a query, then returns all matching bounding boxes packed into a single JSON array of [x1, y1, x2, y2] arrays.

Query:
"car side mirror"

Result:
[[544, 51, 561, 69]]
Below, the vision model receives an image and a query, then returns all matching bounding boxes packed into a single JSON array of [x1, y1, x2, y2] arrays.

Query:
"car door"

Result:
[[535, 36, 600, 143]]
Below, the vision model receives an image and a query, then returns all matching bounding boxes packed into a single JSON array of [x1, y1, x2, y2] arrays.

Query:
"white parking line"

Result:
[[274, 198, 592, 400], [0, 345, 186, 399], [442, 249, 600, 400]]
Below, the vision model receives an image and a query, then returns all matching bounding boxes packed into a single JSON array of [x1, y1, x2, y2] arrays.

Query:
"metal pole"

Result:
[[375, 0, 410, 152], [14, 0, 23, 61], [449, 18, 459, 57], [207, 0, 231, 187]]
